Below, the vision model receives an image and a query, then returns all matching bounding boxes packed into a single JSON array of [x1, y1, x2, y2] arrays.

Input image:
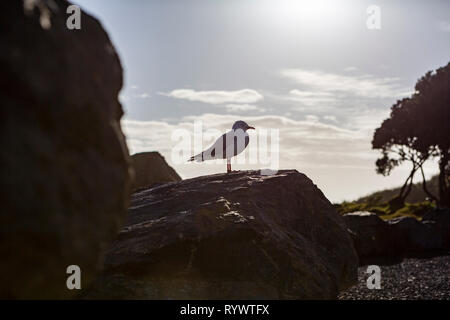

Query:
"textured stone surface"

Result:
[[389, 216, 442, 254], [86, 170, 358, 299], [344, 212, 394, 264], [344, 209, 450, 265], [131, 152, 181, 191], [422, 208, 450, 248], [0, 0, 131, 298]]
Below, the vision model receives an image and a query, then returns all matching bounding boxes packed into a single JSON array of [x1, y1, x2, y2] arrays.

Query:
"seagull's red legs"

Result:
[[227, 159, 231, 173]]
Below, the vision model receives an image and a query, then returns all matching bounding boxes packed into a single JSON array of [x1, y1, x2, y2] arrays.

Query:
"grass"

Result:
[[335, 200, 436, 221]]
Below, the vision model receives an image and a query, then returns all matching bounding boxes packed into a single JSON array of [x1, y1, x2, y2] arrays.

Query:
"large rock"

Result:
[[422, 208, 450, 248], [344, 209, 450, 265], [343, 212, 395, 264], [388, 217, 442, 254], [0, 0, 131, 298], [131, 152, 181, 191], [422, 208, 450, 222], [86, 170, 358, 299]]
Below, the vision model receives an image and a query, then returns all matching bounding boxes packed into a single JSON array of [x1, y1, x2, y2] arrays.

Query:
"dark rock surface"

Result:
[[344, 212, 395, 264], [85, 170, 358, 299], [0, 0, 131, 298], [343, 209, 450, 265], [389, 216, 442, 254], [422, 208, 450, 248], [131, 152, 181, 191]]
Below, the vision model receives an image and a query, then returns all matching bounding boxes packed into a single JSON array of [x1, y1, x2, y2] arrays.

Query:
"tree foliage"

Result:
[[372, 62, 450, 206]]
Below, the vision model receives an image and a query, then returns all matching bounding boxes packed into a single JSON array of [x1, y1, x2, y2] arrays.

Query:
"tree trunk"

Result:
[[399, 166, 417, 201], [390, 167, 417, 211], [398, 171, 412, 200], [403, 172, 414, 200], [438, 150, 450, 207], [420, 165, 438, 202]]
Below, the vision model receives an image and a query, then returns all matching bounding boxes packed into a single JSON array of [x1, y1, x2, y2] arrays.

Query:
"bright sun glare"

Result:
[[258, 0, 347, 29]]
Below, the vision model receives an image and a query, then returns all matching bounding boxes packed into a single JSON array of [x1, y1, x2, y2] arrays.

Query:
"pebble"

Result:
[[338, 254, 450, 300]]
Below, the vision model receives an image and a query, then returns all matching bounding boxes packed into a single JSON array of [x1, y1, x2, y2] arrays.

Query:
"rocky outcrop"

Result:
[[131, 152, 181, 191], [344, 209, 450, 265], [422, 208, 450, 248], [0, 1, 131, 298], [389, 217, 442, 254], [344, 212, 395, 264], [85, 170, 358, 299]]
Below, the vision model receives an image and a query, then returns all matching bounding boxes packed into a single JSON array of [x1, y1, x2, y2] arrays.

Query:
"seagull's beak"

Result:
[[247, 126, 255, 130]]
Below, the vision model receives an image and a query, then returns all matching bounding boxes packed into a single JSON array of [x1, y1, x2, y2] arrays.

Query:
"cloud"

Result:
[[287, 89, 336, 107], [162, 89, 264, 104], [324, 115, 337, 122], [344, 66, 358, 72], [278, 69, 413, 126], [121, 112, 428, 202], [225, 104, 264, 112], [305, 114, 319, 122], [119, 91, 150, 102], [344, 107, 391, 131], [280, 68, 410, 98], [122, 112, 372, 174]]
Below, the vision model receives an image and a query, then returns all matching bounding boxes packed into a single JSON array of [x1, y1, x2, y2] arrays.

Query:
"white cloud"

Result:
[[345, 107, 391, 131], [287, 89, 336, 107], [344, 66, 358, 72], [121, 112, 432, 202], [305, 114, 319, 122], [162, 89, 264, 104], [122, 113, 371, 180], [281, 68, 410, 98], [119, 91, 150, 101], [324, 115, 337, 122], [122, 113, 367, 160], [226, 104, 264, 112]]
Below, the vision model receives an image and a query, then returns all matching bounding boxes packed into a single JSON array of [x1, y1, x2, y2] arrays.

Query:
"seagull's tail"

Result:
[[188, 152, 204, 162]]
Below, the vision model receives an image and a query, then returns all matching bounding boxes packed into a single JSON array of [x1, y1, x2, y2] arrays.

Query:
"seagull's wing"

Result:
[[224, 129, 249, 158], [188, 130, 250, 162], [188, 131, 231, 162]]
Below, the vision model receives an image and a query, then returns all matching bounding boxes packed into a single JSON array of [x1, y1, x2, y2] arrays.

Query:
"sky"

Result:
[[74, 0, 450, 202]]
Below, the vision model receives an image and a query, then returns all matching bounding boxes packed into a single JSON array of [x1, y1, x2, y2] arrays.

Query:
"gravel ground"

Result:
[[339, 253, 450, 300]]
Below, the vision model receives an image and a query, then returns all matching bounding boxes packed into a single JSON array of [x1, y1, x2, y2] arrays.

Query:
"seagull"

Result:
[[189, 120, 255, 173]]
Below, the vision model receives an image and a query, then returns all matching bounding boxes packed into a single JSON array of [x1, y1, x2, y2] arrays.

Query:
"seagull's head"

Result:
[[232, 120, 255, 132]]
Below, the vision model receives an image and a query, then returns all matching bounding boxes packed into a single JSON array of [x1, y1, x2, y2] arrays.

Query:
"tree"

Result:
[[372, 98, 437, 208], [372, 61, 450, 207], [412, 63, 450, 206]]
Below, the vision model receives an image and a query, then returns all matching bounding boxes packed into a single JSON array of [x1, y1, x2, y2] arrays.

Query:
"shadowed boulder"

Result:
[[343, 212, 395, 264], [389, 216, 442, 254], [0, 0, 131, 298], [344, 209, 450, 265], [131, 152, 181, 191], [422, 208, 450, 248], [86, 170, 358, 299]]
